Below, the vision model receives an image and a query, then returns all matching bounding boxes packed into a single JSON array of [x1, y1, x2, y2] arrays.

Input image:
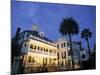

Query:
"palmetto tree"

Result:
[[59, 17, 79, 69], [81, 28, 92, 55]]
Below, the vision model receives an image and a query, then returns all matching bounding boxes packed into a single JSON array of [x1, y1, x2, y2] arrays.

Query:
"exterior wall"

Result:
[[80, 50, 89, 61], [57, 49, 71, 66], [55, 39, 71, 66], [72, 43, 89, 61], [72, 43, 80, 64], [21, 38, 57, 68]]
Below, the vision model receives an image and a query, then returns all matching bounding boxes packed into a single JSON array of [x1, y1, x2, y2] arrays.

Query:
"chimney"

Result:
[[31, 25, 39, 32]]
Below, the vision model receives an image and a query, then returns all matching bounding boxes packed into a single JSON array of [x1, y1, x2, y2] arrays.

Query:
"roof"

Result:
[[20, 30, 53, 43]]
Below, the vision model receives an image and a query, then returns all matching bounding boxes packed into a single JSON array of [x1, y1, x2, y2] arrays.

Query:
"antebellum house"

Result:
[[12, 25, 57, 73], [12, 25, 90, 73], [20, 30, 57, 67]]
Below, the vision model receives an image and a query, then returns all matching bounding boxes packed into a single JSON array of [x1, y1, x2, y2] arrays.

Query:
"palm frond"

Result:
[[59, 17, 79, 36]]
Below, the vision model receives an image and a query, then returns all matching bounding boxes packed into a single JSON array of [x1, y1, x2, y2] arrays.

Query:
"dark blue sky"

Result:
[[11, 1, 96, 50]]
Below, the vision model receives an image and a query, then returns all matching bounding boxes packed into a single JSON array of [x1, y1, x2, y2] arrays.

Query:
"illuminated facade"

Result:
[[22, 34, 57, 66], [12, 25, 89, 73], [18, 31, 57, 68]]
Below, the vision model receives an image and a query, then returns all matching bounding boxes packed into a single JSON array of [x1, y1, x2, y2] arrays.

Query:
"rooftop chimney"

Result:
[[31, 25, 39, 32]]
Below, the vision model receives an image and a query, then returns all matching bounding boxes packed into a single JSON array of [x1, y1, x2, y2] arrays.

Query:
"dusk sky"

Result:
[[11, 1, 96, 50]]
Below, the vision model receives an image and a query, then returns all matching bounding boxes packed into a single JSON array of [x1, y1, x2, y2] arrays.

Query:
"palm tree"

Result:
[[81, 28, 92, 55], [59, 17, 79, 69]]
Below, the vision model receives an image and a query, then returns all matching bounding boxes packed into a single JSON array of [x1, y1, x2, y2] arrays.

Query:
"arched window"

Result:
[[38, 46, 40, 50], [40, 47, 42, 51], [46, 49, 48, 52], [49, 50, 52, 53], [44, 48, 46, 52], [34, 45, 36, 49], [28, 56, 31, 63], [32, 57, 35, 63]]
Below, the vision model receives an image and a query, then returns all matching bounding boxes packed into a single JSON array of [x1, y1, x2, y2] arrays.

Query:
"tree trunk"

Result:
[[79, 41, 82, 68], [86, 39, 91, 55], [68, 34, 75, 70]]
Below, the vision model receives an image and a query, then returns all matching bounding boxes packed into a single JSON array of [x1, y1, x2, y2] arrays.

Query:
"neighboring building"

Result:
[[55, 39, 89, 70], [80, 48, 89, 61], [72, 41, 89, 61], [54, 38, 72, 70]]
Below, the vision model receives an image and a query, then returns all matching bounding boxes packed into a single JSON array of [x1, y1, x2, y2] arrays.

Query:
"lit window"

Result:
[[61, 61, 64, 66], [46, 49, 48, 52], [64, 51, 66, 58], [62, 52, 63, 59], [45, 58, 47, 64], [53, 58, 56, 61], [44, 48, 46, 52], [58, 61, 60, 65], [28, 56, 31, 63], [33, 45, 36, 50], [57, 53, 59, 59], [49, 58, 51, 63], [65, 60, 67, 65], [32, 57, 35, 62], [38, 47, 40, 50], [41, 47, 43, 51], [49, 50, 52, 53]]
